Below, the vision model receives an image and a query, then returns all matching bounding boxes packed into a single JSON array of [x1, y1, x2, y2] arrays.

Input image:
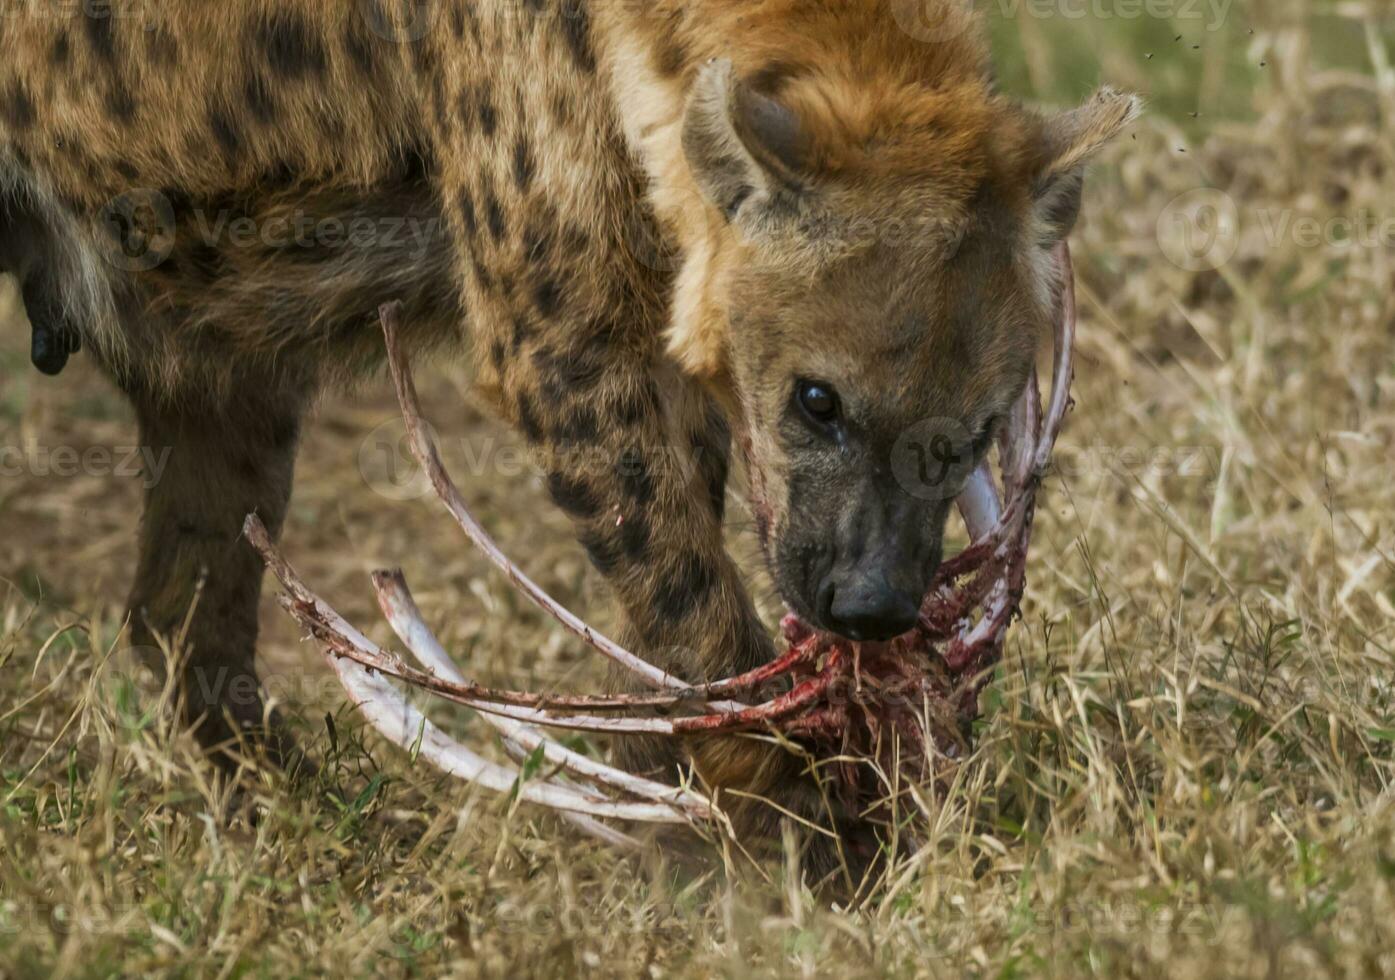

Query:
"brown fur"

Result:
[[0, 1, 1137, 874]]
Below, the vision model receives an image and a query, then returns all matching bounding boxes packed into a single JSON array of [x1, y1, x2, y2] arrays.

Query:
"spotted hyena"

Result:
[[0, 1, 1136, 853]]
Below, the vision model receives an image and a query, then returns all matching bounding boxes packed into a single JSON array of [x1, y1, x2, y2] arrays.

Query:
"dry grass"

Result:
[[3, 3, 1394, 976]]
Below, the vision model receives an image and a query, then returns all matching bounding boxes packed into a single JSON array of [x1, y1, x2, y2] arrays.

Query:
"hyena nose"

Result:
[[820, 575, 919, 642]]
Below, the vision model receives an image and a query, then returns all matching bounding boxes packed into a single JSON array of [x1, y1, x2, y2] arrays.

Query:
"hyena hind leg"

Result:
[[124, 367, 314, 773]]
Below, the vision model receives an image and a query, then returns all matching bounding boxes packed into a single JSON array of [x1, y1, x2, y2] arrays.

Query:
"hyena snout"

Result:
[[814, 498, 941, 642], [818, 570, 921, 643]]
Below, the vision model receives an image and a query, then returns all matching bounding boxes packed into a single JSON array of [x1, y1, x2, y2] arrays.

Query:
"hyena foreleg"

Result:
[[123, 365, 313, 771]]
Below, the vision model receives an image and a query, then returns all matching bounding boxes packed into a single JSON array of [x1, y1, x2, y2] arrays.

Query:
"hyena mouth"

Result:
[[248, 244, 1077, 845]]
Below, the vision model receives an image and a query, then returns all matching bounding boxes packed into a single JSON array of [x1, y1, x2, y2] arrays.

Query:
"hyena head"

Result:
[[671, 60, 1138, 641]]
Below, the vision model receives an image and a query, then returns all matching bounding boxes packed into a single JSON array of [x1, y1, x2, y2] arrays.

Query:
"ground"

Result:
[[2, 2, 1394, 976]]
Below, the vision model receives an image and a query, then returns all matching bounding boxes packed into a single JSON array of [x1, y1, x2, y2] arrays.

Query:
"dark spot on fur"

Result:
[[478, 89, 498, 136], [616, 449, 655, 507], [115, 160, 139, 181], [550, 90, 571, 127], [429, 72, 448, 124], [470, 253, 495, 292], [532, 277, 561, 318], [515, 392, 544, 443], [160, 186, 194, 213], [489, 338, 506, 368], [244, 72, 276, 124], [311, 103, 346, 142], [84, 6, 117, 62], [694, 413, 731, 521], [483, 184, 506, 241], [50, 32, 71, 66], [560, 2, 596, 73], [344, 18, 376, 75], [524, 0, 547, 12], [493, 268, 517, 301], [146, 28, 179, 66], [512, 136, 534, 189], [510, 313, 532, 351], [547, 471, 601, 519], [653, 555, 716, 623], [748, 62, 797, 94], [1, 83, 35, 131], [579, 528, 621, 575], [208, 109, 243, 163], [449, 4, 465, 37], [610, 383, 657, 427], [654, 36, 687, 78], [564, 222, 592, 255], [552, 405, 600, 447], [458, 189, 478, 239], [106, 80, 136, 123], [533, 342, 604, 398], [619, 510, 650, 561], [257, 10, 328, 80], [393, 145, 430, 183], [410, 31, 440, 79], [523, 222, 552, 265], [186, 242, 226, 282], [579, 315, 620, 353], [455, 86, 475, 129]]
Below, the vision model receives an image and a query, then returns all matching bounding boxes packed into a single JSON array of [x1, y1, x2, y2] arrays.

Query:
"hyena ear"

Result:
[[682, 59, 811, 225], [1034, 87, 1142, 244]]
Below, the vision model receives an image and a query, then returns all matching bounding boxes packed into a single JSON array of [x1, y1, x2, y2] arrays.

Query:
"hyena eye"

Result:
[[796, 380, 840, 426]]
